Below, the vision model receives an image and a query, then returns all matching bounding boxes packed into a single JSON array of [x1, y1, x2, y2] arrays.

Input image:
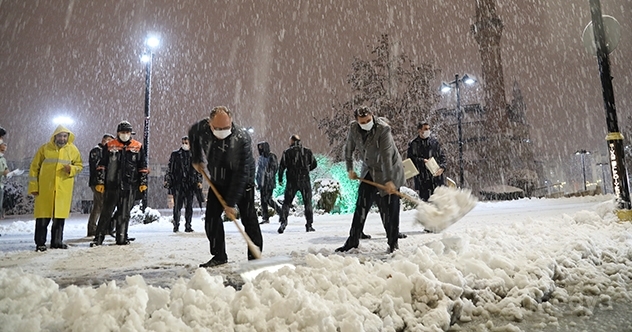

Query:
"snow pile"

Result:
[[414, 186, 478, 232], [1, 198, 631, 330]]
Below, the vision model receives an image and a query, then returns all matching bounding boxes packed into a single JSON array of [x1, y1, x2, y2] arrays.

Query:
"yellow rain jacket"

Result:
[[28, 125, 83, 218]]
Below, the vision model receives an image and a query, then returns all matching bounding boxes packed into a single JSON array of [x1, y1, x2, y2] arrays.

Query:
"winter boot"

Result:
[[277, 221, 287, 234], [184, 221, 193, 232], [199, 256, 228, 267], [172, 217, 179, 232], [90, 234, 105, 247], [50, 219, 68, 249], [361, 232, 371, 239], [306, 223, 315, 232], [116, 220, 129, 245]]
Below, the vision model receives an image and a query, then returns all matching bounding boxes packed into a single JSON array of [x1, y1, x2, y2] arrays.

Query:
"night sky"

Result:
[[1, 0, 630, 169]]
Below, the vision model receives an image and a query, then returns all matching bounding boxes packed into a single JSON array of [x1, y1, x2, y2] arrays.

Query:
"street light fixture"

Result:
[[575, 149, 590, 191], [52, 116, 74, 126], [141, 35, 160, 210], [440, 73, 477, 187]]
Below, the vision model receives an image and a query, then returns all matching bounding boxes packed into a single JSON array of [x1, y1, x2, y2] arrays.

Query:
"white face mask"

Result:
[[181, 144, 190, 151], [118, 133, 131, 142], [421, 130, 431, 139], [359, 119, 374, 131], [212, 128, 232, 140]]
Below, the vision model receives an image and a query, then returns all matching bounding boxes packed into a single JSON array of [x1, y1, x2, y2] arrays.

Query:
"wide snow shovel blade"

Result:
[[199, 169, 294, 280], [358, 178, 477, 233]]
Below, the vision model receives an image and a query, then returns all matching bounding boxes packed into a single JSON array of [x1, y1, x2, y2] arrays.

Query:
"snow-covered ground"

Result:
[[1, 195, 632, 331]]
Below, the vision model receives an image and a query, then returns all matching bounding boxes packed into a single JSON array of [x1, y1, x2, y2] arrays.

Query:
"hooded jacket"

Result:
[[345, 116, 405, 196], [28, 125, 83, 218], [188, 118, 255, 208], [256, 141, 278, 192]]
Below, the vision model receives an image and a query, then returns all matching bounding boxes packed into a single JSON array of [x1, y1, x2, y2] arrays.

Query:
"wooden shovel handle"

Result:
[[358, 178, 419, 203], [199, 169, 262, 259]]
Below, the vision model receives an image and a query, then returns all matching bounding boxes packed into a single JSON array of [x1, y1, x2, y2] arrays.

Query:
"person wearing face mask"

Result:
[[277, 134, 318, 233], [407, 122, 446, 201], [188, 106, 262, 267], [336, 106, 405, 254], [91, 121, 148, 246], [28, 125, 83, 251], [164, 136, 202, 232]]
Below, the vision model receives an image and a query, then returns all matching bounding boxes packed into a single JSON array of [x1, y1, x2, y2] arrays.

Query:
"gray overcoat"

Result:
[[345, 117, 405, 196]]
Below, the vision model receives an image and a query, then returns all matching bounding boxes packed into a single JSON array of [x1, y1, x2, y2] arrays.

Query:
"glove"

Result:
[[139, 185, 147, 192], [95, 185, 104, 193]]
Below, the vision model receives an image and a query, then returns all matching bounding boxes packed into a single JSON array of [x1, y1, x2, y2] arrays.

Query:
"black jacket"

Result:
[[407, 135, 446, 181], [97, 138, 148, 191], [88, 143, 104, 187], [188, 119, 255, 207], [278, 141, 317, 183], [164, 148, 202, 193]]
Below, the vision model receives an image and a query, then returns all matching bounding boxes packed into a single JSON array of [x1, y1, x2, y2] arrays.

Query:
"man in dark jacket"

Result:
[[278, 135, 317, 234], [407, 122, 446, 201], [165, 136, 202, 232], [91, 121, 148, 246], [189, 106, 262, 267], [336, 106, 405, 253], [256, 141, 281, 224], [87, 133, 114, 237]]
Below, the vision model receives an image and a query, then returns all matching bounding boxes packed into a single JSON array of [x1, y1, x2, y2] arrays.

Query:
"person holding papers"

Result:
[[407, 122, 446, 201]]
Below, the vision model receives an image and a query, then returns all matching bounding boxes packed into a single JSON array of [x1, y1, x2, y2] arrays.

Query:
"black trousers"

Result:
[[204, 184, 263, 260], [415, 175, 444, 202], [342, 175, 400, 249], [34, 218, 65, 247], [173, 188, 195, 228], [95, 189, 135, 244], [279, 179, 314, 226], [260, 187, 280, 221]]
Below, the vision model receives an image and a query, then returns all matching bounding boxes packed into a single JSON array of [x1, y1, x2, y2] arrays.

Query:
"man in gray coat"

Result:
[[336, 106, 405, 253]]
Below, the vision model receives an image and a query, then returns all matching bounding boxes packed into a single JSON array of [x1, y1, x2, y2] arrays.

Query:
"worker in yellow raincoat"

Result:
[[28, 125, 83, 252]]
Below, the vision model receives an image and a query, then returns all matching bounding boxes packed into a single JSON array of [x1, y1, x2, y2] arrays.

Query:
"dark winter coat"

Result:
[[88, 143, 105, 187], [345, 116, 405, 196], [97, 138, 148, 191], [188, 119, 255, 208], [256, 141, 278, 192], [407, 135, 446, 181], [278, 141, 317, 184], [164, 148, 202, 194]]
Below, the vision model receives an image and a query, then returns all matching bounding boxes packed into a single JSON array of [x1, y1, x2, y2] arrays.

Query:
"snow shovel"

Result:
[[357, 177, 477, 233], [198, 169, 262, 259], [198, 169, 294, 281]]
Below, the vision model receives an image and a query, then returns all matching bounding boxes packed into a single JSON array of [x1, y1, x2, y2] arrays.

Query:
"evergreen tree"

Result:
[[318, 34, 441, 161]]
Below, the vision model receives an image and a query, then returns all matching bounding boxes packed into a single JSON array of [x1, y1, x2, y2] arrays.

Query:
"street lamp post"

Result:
[[440, 74, 476, 187], [141, 36, 160, 211], [596, 162, 608, 194], [575, 150, 590, 191], [585, 0, 631, 218]]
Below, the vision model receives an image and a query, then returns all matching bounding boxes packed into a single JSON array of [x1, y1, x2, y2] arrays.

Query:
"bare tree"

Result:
[[318, 34, 441, 161]]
